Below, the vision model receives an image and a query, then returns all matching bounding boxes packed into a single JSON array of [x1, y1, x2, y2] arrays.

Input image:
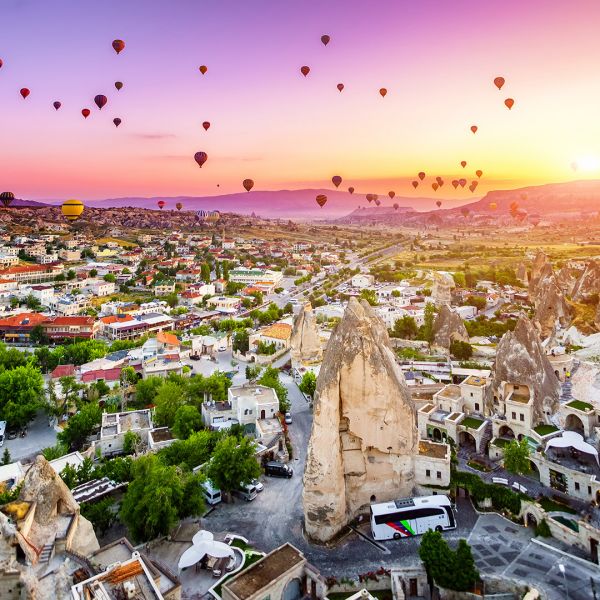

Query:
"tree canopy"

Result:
[[205, 436, 261, 495]]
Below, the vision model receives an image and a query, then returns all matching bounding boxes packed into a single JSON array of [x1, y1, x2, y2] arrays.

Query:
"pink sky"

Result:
[[1, 0, 600, 201]]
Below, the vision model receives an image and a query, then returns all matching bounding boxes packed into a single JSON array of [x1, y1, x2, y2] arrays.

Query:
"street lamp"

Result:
[[558, 564, 569, 599]]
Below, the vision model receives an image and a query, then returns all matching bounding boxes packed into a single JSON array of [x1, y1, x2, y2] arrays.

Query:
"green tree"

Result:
[[359, 289, 379, 306], [123, 430, 142, 455], [164, 292, 178, 308], [258, 366, 289, 412], [419, 530, 455, 589], [120, 366, 138, 387], [58, 403, 101, 450], [466, 295, 487, 310], [452, 539, 480, 591], [25, 294, 42, 310], [172, 405, 203, 439], [503, 438, 531, 475], [103, 273, 116, 283], [159, 429, 219, 470], [0, 364, 45, 428], [153, 381, 186, 427], [205, 436, 261, 499], [298, 371, 317, 399], [391, 315, 418, 339], [2, 448, 11, 465], [232, 329, 250, 353], [418, 302, 436, 344], [81, 498, 117, 536], [201, 263, 211, 284], [449, 340, 473, 360], [66, 269, 76, 281], [133, 376, 164, 408], [89, 268, 98, 277]]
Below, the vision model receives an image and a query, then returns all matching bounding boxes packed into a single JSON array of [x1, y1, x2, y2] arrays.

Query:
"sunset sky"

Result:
[[1, 0, 600, 202]]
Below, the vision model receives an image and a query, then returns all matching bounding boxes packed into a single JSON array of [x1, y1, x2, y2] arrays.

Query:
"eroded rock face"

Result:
[[515, 263, 529, 287], [529, 251, 550, 293], [486, 317, 560, 425], [529, 263, 555, 303], [303, 298, 418, 543], [572, 260, 600, 302], [290, 302, 323, 364], [556, 265, 579, 296], [534, 279, 572, 338], [432, 272, 455, 306], [432, 304, 469, 350], [596, 302, 600, 332]]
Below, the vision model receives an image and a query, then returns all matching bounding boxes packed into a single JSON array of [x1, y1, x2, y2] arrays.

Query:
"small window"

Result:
[[589, 486, 592, 495], [426, 469, 431, 477], [436, 471, 441, 479], [475, 403, 480, 411], [575, 482, 580, 491], [470, 392, 473, 397], [511, 412, 516, 420], [520, 414, 525, 422]]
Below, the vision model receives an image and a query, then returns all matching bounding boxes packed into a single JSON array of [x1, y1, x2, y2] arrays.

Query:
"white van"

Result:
[[201, 480, 222, 505], [234, 483, 258, 502]]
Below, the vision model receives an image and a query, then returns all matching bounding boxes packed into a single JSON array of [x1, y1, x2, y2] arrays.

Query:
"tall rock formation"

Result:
[[529, 262, 555, 303], [533, 279, 572, 338], [303, 298, 418, 543], [431, 272, 455, 306], [432, 304, 469, 350], [486, 317, 560, 425], [571, 260, 600, 302], [515, 262, 529, 287], [556, 265, 579, 296], [290, 302, 323, 365], [529, 251, 551, 293], [595, 301, 600, 332]]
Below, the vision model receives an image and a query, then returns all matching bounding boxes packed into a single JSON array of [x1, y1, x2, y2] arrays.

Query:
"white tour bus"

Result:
[[370, 495, 456, 541]]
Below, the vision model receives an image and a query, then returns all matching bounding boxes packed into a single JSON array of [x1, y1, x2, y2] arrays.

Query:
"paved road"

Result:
[[1, 411, 58, 462]]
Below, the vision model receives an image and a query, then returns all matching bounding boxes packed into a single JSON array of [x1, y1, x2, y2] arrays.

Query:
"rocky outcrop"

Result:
[[515, 263, 528, 287], [571, 260, 600, 302], [533, 279, 572, 338], [432, 272, 455, 306], [432, 304, 469, 350], [556, 265, 579, 296], [486, 317, 560, 425], [303, 298, 418, 543], [529, 251, 551, 293], [290, 302, 323, 364], [529, 262, 555, 303], [596, 302, 600, 332]]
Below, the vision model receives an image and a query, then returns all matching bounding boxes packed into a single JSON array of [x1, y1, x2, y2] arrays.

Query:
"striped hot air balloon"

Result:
[[61, 199, 84, 222], [1, 192, 15, 208]]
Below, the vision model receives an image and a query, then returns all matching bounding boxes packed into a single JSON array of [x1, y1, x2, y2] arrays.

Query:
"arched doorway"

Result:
[[529, 460, 540, 481], [260, 409, 266, 419], [525, 513, 538, 528], [499, 425, 515, 439], [432, 428, 442, 442], [459, 430, 477, 452], [565, 414, 584, 436], [283, 578, 302, 600]]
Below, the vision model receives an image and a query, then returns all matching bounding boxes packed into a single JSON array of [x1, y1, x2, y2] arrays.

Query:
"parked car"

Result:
[[233, 483, 258, 502], [251, 478, 264, 492], [201, 480, 222, 505], [190, 354, 200, 361], [265, 461, 293, 478], [7, 428, 18, 440], [284, 412, 292, 424]]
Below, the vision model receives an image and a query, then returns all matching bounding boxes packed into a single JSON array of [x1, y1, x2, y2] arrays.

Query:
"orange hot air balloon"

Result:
[[436, 201, 442, 208], [470, 125, 478, 134], [436, 176, 443, 186], [412, 181, 419, 189], [94, 94, 108, 110], [194, 152, 208, 168], [432, 183, 439, 191], [348, 187, 354, 194], [393, 203, 399, 210], [418, 172, 426, 181], [113, 118, 121, 127], [366, 194, 374, 203], [157, 200, 165, 210], [337, 83, 344, 92], [115, 81, 123, 91], [53, 101, 61, 110], [81, 108, 90, 119], [388, 191, 395, 199], [332, 175, 342, 188], [112, 39, 125, 54], [452, 180, 459, 189], [461, 207, 470, 217], [459, 178, 467, 188], [176, 202, 183, 211], [243, 179, 254, 192], [321, 35, 330, 46], [199, 65, 208, 75], [300, 66, 310, 77], [202, 121, 210, 131], [379, 88, 387, 98], [475, 170, 483, 178], [20, 88, 30, 99], [460, 161, 467, 168], [504, 98, 514, 110], [493, 76, 505, 90], [316, 194, 327, 208]]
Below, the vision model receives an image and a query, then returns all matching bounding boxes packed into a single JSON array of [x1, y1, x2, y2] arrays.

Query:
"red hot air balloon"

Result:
[[412, 181, 419, 189], [53, 101, 61, 110], [418, 172, 426, 181], [436, 176, 443, 186], [194, 152, 208, 168], [332, 175, 342, 188], [115, 81, 123, 91], [393, 203, 399, 210], [379, 88, 387, 98], [452, 180, 459, 189], [475, 170, 483, 178], [504, 98, 514, 110], [459, 178, 467, 188], [375, 199, 381, 206], [0, 59, 3, 69], [176, 202, 183, 211], [436, 200, 442, 208], [470, 125, 478, 134], [199, 65, 208, 75], [112, 40, 125, 54], [81, 108, 90, 119], [300, 66, 310, 77], [113, 118, 122, 127], [337, 83, 344, 92], [494, 76, 505, 90], [348, 187, 354, 194], [388, 191, 395, 199], [94, 95, 108, 110], [202, 121, 210, 131], [432, 183, 439, 191], [366, 194, 374, 203], [157, 200, 165, 210], [321, 35, 330, 46], [460, 161, 467, 168], [20, 88, 30, 99], [243, 179, 254, 192], [316, 194, 327, 208]]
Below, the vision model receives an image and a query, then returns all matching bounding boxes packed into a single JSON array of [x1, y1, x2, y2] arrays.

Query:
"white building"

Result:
[[351, 274, 375, 288], [229, 267, 283, 287]]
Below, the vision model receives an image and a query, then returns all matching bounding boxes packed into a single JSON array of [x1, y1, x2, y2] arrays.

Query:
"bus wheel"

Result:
[[393, 533, 401, 540], [435, 526, 443, 532]]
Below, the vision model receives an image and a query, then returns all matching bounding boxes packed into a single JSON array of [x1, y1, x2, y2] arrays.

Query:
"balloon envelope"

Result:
[[494, 76, 505, 90], [332, 175, 342, 188], [388, 191, 395, 199], [337, 83, 344, 92], [243, 179, 254, 192], [157, 200, 165, 209], [379, 88, 387, 97], [418, 172, 426, 181], [0, 192, 15, 208], [412, 181, 419, 189], [452, 180, 459, 189], [176, 202, 183, 211], [316, 194, 327, 208], [113, 118, 121, 127], [432, 183, 439, 191], [199, 65, 208, 74], [53, 101, 61, 110], [202, 121, 210, 131], [300, 66, 310, 77], [194, 152, 208, 168], [115, 81, 123, 91], [94, 95, 108, 110], [475, 170, 483, 178], [112, 39, 125, 54], [348, 187, 354, 194], [470, 125, 478, 134], [20, 88, 30, 99], [436, 200, 442, 208], [61, 199, 84, 222], [321, 35, 330, 46], [504, 98, 514, 110], [460, 161, 467, 168], [81, 108, 90, 118]]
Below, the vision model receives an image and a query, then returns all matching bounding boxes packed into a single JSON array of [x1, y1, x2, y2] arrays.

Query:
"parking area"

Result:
[[1, 411, 58, 461]]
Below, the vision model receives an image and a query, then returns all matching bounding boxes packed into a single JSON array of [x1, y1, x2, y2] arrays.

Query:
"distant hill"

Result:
[[10, 198, 50, 208]]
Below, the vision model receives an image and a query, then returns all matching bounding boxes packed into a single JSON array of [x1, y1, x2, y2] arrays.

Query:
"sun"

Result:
[[572, 156, 600, 172]]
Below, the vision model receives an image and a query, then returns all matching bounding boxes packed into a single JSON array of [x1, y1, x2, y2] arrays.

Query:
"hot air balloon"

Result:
[[194, 152, 208, 168], [113, 118, 121, 127], [469, 182, 477, 192], [489, 202, 497, 210], [94, 95, 108, 110], [316, 194, 327, 208], [243, 179, 254, 192], [112, 39, 125, 54], [115, 81, 123, 91], [529, 214, 541, 227], [436, 177, 443, 186], [337, 83, 344, 92], [157, 200, 165, 210], [0, 59, 3, 69], [202, 121, 210, 131], [199, 65, 208, 75], [348, 187, 354, 194], [20, 88, 30, 99], [504, 98, 514, 110], [0, 192, 15, 208], [452, 180, 459, 189], [321, 35, 330, 46], [53, 101, 61, 110], [81, 108, 90, 119], [61, 199, 84, 222], [459, 178, 467, 188], [388, 191, 395, 199], [412, 181, 419, 189], [300, 66, 310, 77], [436, 201, 442, 208], [379, 88, 387, 98], [475, 170, 483, 178], [494, 76, 505, 90], [432, 183, 439, 191], [470, 125, 478, 134], [332, 175, 342, 188], [393, 203, 399, 210], [418, 172, 426, 181], [375, 199, 381, 206], [366, 194, 374, 203], [460, 161, 467, 168], [176, 202, 183, 211]]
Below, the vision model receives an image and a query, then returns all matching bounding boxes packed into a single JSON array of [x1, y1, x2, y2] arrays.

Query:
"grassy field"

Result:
[[96, 237, 138, 248]]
